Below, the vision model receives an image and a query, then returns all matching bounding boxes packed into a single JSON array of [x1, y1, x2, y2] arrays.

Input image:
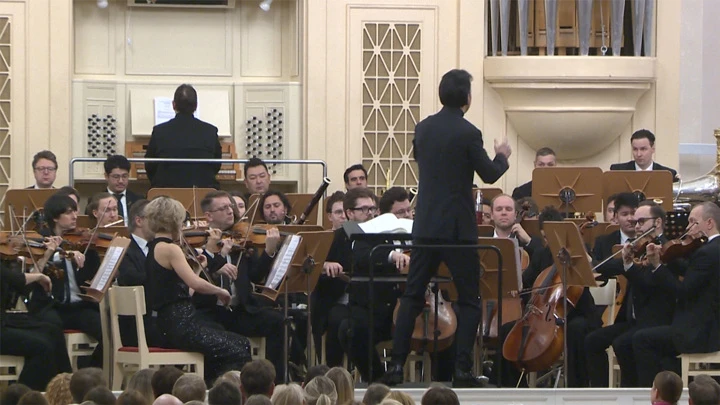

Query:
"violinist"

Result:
[[196, 190, 294, 383], [28, 193, 104, 367], [87, 192, 120, 228], [229, 190, 248, 222], [585, 200, 683, 388], [592, 192, 638, 277], [496, 206, 601, 387], [633, 202, 720, 387], [260, 190, 292, 225], [116, 199, 167, 348], [244, 157, 272, 196], [604, 193, 619, 224], [490, 195, 543, 261]]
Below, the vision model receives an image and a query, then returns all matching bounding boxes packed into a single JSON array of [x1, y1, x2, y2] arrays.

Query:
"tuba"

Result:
[[673, 129, 720, 210]]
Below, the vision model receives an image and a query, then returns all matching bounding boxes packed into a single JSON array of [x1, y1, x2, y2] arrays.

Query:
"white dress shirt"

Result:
[[109, 188, 129, 226], [634, 161, 654, 171]]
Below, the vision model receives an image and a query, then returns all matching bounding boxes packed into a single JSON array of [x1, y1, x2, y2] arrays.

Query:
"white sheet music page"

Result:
[[358, 213, 413, 234], [94, 246, 124, 291], [265, 234, 302, 290]]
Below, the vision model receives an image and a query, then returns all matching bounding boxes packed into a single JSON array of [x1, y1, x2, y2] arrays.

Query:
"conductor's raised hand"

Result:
[[494, 137, 512, 159]]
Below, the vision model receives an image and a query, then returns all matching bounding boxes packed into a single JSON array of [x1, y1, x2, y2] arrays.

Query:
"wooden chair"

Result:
[[680, 352, 720, 387], [589, 278, 620, 387], [64, 330, 98, 371], [0, 355, 24, 384], [248, 337, 267, 361], [108, 286, 204, 390]]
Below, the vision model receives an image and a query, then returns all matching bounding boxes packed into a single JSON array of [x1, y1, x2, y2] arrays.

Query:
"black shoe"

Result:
[[453, 370, 490, 388], [379, 364, 404, 386]]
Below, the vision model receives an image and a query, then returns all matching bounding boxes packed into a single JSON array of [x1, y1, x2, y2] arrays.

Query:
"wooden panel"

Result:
[[534, 0, 578, 50], [125, 140, 240, 181]]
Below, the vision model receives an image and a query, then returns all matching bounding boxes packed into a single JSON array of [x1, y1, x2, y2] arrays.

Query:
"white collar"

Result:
[[708, 234, 719, 242], [109, 188, 126, 196], [620, 231, 632, 244], [131, 233, 148, 253], [635, 161, 654, 171]]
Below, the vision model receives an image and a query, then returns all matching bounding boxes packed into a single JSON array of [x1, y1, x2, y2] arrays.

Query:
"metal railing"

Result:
[[68, 158, 327, 187]]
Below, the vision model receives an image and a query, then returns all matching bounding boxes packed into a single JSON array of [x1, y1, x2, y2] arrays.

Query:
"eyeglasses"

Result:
[[331, 209, 345, 216], [392, 208, 412, 217], [351, 206, 377, 214], [634, 217, 658, 226], [208, 204, 233, 213], [34, 166, 57, 173], [109, 174, 129, 180]]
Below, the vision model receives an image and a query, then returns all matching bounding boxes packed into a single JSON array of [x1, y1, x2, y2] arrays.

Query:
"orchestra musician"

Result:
[[194, 190, 290, 383], [145, 84, 222, 189], [382, 69, 511, 387], [259, 190, 293, 225], [592, 192, 639, 276], [511, 147, 556, 200], [103, 155, 143, 226], [244, 158, 272, 196], [143, 196, 251, 384], [29, 193, 104, 367], [343, 164, 369, 190], [610, 129, 680, 182], [632, 202, 720, 387], [490, 194, 543, 261], [87, 192, 120, 228], [116, 199, 167, 348], [605, 193, 620, 224], [228, 190, 247, 221], [478, 198, 492, 225], [379, 187, 413, 219], [28, 150, 58, 189], [325, 191, 347, 230], [585, 200, 683, 387]]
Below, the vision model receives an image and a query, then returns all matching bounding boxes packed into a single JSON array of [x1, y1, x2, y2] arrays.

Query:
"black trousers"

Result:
[[33, 301, 103, 368], [339, 304, 394, 382], [391, 238, 481, 372], [632, 325, 680, 387], [0, 316, 72, 390], [584, 321, 638, 387], [312, 303, 350, 368]]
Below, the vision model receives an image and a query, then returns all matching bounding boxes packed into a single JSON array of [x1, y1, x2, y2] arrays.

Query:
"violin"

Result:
[[578, 211, 598, 233], [0, 232, 65, 280], [659, 231, 707, 263], [61, 228, 114, 254]]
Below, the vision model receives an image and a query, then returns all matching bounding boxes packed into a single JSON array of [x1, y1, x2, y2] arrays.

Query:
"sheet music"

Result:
[[358, 213, 413, 234], [93, 246, 124, 291], [265, 234, 302, 290], [154, 97, 200, 125]]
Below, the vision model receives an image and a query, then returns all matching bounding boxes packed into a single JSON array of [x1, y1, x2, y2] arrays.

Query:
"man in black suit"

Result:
[[104, 155, 143, 226], [609, 129, 680, 182], [28, 150, 58, 189], [511, 147, 556, 200], [633, 202, 720, 387], [585, 200, 683, 387], [145, 84, 222, 189], [592, 192, 639, 279], [344, 164, 368, 190], [382, 69, 511, 387], [116, 199, 166, 348], [490, 194, 544, 261]]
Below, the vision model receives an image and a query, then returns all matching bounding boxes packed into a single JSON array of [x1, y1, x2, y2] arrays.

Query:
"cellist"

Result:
[[495, 206, 601, 387], [489, 194, 544, 264]]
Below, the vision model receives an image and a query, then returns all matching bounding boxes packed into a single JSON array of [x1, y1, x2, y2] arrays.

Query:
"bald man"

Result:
[[153, 394, 183, 405]]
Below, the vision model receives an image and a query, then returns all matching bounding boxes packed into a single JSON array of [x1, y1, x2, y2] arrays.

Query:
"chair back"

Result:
[[99, 295, 113, 384], [108, 286, 150, 354], [590, 278, 618, 325]]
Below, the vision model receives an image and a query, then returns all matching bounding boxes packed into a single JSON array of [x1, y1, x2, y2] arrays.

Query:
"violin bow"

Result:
[[232, 197, 261, 268], [591, 225, 656, 272], [82, 202, 110, 257]]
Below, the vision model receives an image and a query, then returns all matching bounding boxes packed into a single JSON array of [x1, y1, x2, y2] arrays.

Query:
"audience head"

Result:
[[201, 190, 236, 230], [56, 186, 80, 204], [88, 192, 120, 227], [651, 371, 683, 405], [270, 383, 305, 405], [246, 394, 273, 405], [173, 84, 198, 115], [304, 376, 337, 405], [490, 194, 517, 232], [151, 367, 185, 398], [32, 150, 58, 188], [70, 368, 107, 404], [362, 383, 390, 405], [244, 158, 271, 195], [534, 147, 557, 168], [241, 359, 276, 400], [344, 187, 377, 223], [379, 187, 412, 219], [325, 191, 347, 230], [45, 372, 73, 405], [1, 383, 31, 405], [689, 375, 720, 405], [387, 391, 415, 405], [84, 386, 117, 405], [44, 194, 78, 232], [303, 365, 330, 387], [127, 368, 155, 405], [17, 391, 48, 405], [151, 394, 183, 405], [691, 201, 720, 237], [260, 190, 291, 224], [420, 386, 459, 405], [145, 197, 187, 239], [343, 164, 368, 190], [217, 370, 243, 390], [325, 367, 353, 405], [613, 192, 640, 236], [104, 155, 132, 194], [208, 380, 242, 405], [171, 374, 206, 403], [379, 400, 403, 405], [605, 193, 619, 224], [439, 69, 473, 109], [630, 129, 656, 169]]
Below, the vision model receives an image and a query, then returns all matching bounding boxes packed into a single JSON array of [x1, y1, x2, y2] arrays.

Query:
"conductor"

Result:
[[381, 69, 511, 387], [145, 84, 222, 189]]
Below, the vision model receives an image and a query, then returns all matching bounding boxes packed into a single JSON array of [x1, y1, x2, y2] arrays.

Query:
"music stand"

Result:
[[78, 236, 131, 303], [102, 226, 130, 238], [3, 189, 56, 231], [602, 171, 673, 211], [146, 188, 216, 221], [474, 187, 503, 202], [520, 218, 542, 239], [277, 225, 324, 234], [532, 167, 603, 218], [477, 225, 495, 237], [541, 221, 597, 387], [254, 230, 334, 383]]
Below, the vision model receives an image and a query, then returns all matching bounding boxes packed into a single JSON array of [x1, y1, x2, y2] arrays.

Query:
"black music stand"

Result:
[[602, 171, 673, 211], [532, 167, 603, 218], [3, 189, 57, 231]]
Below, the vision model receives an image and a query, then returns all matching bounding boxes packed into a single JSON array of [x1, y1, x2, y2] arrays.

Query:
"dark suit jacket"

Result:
[[653, 236, 720, 353], [310, 228, 352, 335], [124, 189, 144, 210], [592, 230, 630, 320], [348, 238, 402, 315], [609, 161, 679, 182], [412, 107, 509, 242], [145, 113, 222, 189], [512, 181, 532, 200]]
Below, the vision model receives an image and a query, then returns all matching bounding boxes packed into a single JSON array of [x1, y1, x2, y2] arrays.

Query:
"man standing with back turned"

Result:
[[145, 84, 222, 189], [382, 69, 512, 387]]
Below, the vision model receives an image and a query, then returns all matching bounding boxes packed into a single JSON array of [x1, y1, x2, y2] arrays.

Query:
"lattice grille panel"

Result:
[[361, 22, 421, 195], [86, 114, 118, 157], [0, 17, 11, 228], [244, 107, 284, 176]]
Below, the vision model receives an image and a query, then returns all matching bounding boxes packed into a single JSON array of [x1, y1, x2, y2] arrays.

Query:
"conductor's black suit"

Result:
[[145, 113, 222, 189], [390, 106, 509, 374]]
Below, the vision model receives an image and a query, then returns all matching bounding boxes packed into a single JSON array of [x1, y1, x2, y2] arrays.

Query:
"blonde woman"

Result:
[[271, 383, 306, 405], [127, 368, 155, 405], [144, 196, 251, 383], [304, 376, 337, 405], [325, 367, 354, 405], [386, 391, 415, 405], [44, 373, 73, 405]]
